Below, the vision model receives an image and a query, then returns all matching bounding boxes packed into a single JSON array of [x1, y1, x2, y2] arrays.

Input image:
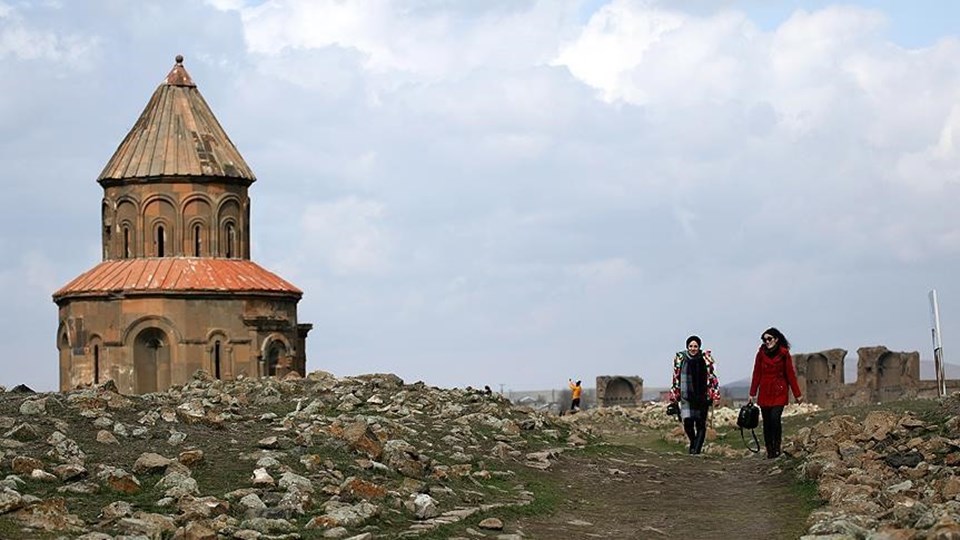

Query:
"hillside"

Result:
[[0, 372, 958, 538]]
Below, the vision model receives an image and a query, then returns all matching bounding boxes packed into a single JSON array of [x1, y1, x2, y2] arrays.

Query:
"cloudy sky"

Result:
[[1, 0, 957, 393]]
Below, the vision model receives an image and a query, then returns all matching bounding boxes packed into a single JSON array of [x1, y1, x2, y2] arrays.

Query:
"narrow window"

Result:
[[156, 225, 165, 257], [194, 224, 202, 257], [214, 340, 222, 379], [225, 224, 235, 258], [93, 345, 100, 384], [123, 227, 131, 258]]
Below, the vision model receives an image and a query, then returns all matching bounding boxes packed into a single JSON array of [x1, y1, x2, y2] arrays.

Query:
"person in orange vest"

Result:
[[568, 379, 583, 412]]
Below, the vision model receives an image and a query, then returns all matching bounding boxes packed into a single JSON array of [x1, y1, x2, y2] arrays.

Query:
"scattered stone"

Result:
[[478, 517, 504, 530]]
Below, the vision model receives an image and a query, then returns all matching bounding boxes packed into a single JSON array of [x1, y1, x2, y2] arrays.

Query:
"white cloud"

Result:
[[3, 1, 960, 392], [0, 4, 98, 66], [896, 104, 960, 191], [301, 197, 391, 275], [216, 0, 574, 78]]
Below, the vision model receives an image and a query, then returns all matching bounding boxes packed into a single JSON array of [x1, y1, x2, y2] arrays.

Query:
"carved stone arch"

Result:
[[56, 320, 71, 348], [186, 216, 209, 257], [116, 196, 140, 258], [101, 199, 114, 259], [146, 216, 174, 257], [181, 193, 213, 255], [604, 377, 636, 406], [219, 217, 238, 258], [215, 193, 243, 214], [206, 328, 229, 379], [217, 195, 243, 258], [180, 192, 215, 214], [261, 333, 292, 377], [124, 316, 180, 394], [87, 333, 104, 385], [122, 315, 183, 345], [143, 194, 178, 256], [57, 323, 71, 391], [141, 192, 178, 209]]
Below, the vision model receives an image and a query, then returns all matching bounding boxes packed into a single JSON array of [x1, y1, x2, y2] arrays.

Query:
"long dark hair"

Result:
[[762, 327, 790, 350]]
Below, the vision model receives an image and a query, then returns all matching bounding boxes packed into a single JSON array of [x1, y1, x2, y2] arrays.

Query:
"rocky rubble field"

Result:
[[0, 372, 584, 540], [2, 371, 960, 540], [787, 396, 960, 539]]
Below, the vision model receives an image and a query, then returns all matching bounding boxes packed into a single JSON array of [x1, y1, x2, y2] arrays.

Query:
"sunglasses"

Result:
[[762, 336, 775, 343]]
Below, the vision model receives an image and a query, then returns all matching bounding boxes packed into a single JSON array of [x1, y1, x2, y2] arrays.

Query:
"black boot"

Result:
[[692, 428, 706, 454]]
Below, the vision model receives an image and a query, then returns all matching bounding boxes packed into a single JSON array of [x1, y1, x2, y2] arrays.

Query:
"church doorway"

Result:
[[134, 328, 168, 393], [265, 340, 287, 377]]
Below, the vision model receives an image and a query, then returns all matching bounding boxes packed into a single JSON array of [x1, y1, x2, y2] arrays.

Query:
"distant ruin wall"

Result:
[[596, 376, 643, 408], [794, 346, 951, 408], [792, 348, 847, 406]]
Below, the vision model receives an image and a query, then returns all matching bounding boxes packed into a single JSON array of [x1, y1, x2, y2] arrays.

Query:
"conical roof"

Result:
[[98, 55, 255, 182]]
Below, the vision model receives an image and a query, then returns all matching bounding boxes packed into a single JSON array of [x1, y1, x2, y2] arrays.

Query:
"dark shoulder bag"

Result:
[[737, 402, 760, 453]]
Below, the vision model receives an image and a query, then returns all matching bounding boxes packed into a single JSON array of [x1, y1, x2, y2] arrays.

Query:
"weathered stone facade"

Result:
[[792, 346, 958, 408], [595, 376, 643, 408], [53, 57, 310, 394], [792, 348, 847, 406]]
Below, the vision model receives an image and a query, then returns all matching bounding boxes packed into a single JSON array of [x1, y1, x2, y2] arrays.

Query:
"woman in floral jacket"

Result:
[[669, 335, 721, 454]]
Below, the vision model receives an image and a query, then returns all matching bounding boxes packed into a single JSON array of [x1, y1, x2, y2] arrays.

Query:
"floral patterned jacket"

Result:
[[669, 350, 721, 403]]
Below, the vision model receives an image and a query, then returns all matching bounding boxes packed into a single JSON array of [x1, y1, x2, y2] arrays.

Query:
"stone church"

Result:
[[53, 56, 311, 394]]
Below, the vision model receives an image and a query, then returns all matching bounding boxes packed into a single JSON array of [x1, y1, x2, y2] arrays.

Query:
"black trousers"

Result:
[[760, 405, 784, 456], [682, 409, 708, 454]]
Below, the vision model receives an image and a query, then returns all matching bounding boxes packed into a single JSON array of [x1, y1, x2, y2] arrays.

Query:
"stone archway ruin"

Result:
[[134, 328, 169, 394], [264, 338, 288, 377], [596, 376, 643, 407], [804, 354, 830, 404]]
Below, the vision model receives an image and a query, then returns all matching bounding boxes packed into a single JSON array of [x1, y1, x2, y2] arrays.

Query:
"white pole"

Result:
[[929, 290, 946, 397]]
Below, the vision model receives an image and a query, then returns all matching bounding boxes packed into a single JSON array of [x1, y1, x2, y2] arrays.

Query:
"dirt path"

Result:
[[511, 443, 810, 539]]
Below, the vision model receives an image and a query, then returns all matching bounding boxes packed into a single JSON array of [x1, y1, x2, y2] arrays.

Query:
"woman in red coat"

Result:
[[748, 327, 803, 458]]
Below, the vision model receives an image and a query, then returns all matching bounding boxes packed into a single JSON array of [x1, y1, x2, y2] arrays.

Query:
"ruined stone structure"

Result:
[[53, 57, 311, 394], [595, 376, 643, 407], [791, 348, 847, 405], [791, 346, 959, 408]]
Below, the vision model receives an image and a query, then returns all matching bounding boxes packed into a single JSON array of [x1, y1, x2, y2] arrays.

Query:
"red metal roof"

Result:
[[97, 56, 256, 182], [54, 258, 302, 301]]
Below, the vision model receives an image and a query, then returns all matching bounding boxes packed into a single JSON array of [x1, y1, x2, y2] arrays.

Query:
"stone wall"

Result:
[[792, 348, 847, 405], [595, 376, 643, 408], [56, 294, 308, 394], [794, 346, 952, 408]]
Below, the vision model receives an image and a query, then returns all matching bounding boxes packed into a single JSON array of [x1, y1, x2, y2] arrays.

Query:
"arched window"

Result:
[[156, 225, 165, 257], [225, 223, 235, 258], [123, 227, 131, 258], [93, 345, 100, 384], [193, 224, 202, 257], [214, 340, 221, 379]]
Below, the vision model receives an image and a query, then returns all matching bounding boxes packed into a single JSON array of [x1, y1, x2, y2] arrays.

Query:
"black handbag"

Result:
[[665, 401, 680, 420], [737, 402, 760, 452]]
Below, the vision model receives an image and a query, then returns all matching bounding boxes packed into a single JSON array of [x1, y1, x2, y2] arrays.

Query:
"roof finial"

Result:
[[175, 54, 184, 65]]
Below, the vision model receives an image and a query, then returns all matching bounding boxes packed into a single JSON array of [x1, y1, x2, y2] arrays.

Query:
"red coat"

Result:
[[749, 345, 802, 407]]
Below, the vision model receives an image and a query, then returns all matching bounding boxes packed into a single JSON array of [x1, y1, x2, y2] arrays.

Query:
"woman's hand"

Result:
[[796, 395, 804, 404]]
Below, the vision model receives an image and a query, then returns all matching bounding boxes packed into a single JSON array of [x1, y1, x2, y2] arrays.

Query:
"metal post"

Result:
[[929, 290, 947, 397]]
